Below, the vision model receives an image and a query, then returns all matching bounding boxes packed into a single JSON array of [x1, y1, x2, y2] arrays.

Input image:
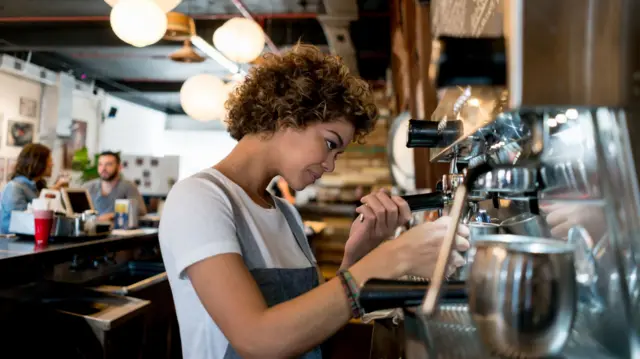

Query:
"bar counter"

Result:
[[0, 228, 159, 263], [0, 228, 180, 359]]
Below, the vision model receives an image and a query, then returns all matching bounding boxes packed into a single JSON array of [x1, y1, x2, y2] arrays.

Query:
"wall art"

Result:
[[6, 120, 34, 148], [62, 120, 88, 169], [19, 97, 38, 118]]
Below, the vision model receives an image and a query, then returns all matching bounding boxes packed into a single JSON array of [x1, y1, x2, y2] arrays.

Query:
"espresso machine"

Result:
[[360, 0, 640, 358]]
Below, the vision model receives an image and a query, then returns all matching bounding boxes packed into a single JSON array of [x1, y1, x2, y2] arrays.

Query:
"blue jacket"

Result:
[[0, 176, 38, 233]]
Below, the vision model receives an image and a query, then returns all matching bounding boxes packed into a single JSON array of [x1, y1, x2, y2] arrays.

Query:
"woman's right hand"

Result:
[[382, 216, 470, 279]]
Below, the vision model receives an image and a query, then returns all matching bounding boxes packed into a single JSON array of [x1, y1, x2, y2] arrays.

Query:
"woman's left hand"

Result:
[[342, 189, 412, 268], [51, 176, 69, 190]]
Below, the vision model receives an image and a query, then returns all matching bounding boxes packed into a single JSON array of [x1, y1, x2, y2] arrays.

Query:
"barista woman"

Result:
[[159, 44, 470, 359], [0, 143, 66, 233]]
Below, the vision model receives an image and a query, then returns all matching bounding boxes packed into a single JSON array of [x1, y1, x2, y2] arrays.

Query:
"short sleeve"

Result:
[[81, 180, 94, 192], [159, 176, 241, 279]]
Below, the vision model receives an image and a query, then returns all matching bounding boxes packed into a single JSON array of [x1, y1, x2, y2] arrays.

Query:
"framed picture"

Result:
[[6, 120, 34, 148], [19, 97, 38, 118], [120, 155, 179, 196], [62, 120, 88, 169]]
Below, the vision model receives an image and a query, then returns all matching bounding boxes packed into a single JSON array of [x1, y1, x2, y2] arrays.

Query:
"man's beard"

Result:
[[100, 172, 119, 182]]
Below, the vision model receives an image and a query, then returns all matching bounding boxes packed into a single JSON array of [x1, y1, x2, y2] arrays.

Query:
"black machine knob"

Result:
[[359, 278, 467, 313], [400, 191, 447, 212], [406, 120, 463, 148]]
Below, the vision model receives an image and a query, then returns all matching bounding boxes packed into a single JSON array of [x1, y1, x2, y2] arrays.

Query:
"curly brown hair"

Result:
[[225, 44, 378, 142]]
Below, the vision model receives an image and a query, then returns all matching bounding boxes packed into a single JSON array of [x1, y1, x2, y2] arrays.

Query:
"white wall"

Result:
[[72, 91, 101, 157], [163, 130, 237, 179], [50, 89, 103, 183], [0, 71, 105, 185], [165, 114, 226, 131], [99, 95, 167, 157], [99, 96, 236, 180], [0, 69, 237, 184], [0, 71, 42, 158]]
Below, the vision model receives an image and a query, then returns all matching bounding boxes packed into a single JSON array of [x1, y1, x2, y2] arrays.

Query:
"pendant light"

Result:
[[110, 0, 168, 48], [213, 17, 265, 64]]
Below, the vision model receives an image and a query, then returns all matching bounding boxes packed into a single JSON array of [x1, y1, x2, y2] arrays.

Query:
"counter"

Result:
[[0, 229, 158, 271], [0, 228, 157, 258], [0, 228, 179, 359]]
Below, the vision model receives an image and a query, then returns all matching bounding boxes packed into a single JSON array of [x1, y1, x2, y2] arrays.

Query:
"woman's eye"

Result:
[[325, 140, 338, 151]]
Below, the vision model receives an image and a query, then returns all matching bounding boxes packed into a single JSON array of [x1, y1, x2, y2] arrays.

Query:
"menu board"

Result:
[[120, 155, 179, 196]]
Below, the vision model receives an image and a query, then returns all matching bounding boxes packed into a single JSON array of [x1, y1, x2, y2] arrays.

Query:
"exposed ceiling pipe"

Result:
[[0, 12, 388, 23], [190, 35, 246, 77], [0, 44, 333, 56], [0, 13, 322, 23], [0, 38, 175, 112], [228, 0, 280, 55]]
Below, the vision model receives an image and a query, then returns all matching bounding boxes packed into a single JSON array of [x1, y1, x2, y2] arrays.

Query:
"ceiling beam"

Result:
[[107, 80, 185, 92], [0, 18, 328, 49], [0, 12, 390, 23], [107, 91, 184, 115], [0, 11, 391, 115], [318, 0, 359, 75]]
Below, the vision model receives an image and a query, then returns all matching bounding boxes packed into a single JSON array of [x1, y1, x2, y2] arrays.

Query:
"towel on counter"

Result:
[[362, 308, 404, 325]]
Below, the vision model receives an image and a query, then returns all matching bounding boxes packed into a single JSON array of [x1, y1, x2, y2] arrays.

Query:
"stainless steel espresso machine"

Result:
[[360, 0, 640, 358]]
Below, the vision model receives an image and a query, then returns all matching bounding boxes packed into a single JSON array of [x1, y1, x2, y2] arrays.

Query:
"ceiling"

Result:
[[0, 0, 391, 115]]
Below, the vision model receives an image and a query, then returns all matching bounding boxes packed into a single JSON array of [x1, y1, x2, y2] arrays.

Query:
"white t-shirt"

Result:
[[159, 168, 313, 359]]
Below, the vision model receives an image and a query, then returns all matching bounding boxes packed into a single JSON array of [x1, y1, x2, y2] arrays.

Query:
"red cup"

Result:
[[33, 209, 54, 246]]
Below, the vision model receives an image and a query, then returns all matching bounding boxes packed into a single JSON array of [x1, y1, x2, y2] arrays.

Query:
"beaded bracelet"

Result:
[[337, 269, 365, 318]]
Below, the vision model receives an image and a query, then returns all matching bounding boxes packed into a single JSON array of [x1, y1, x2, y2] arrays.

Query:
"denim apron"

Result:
[[195, 173, 322, 359]]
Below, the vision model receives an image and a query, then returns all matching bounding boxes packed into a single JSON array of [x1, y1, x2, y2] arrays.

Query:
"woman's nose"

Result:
[[322, 160, 335, 173]]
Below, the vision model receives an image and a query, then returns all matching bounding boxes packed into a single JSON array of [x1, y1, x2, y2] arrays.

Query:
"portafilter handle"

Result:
[[400, 192, 448, 212], [359, 278, 467, 313]]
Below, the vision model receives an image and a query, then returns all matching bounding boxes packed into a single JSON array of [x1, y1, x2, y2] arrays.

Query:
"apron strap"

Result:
[[273, 197, 315, 266]]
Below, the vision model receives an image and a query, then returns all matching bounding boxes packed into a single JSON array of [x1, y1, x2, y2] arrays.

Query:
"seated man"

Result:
[[83, 151, 147, 221]]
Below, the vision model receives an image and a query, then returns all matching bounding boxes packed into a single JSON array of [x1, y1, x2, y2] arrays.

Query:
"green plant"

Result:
[[72, 148, 120, 183]]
